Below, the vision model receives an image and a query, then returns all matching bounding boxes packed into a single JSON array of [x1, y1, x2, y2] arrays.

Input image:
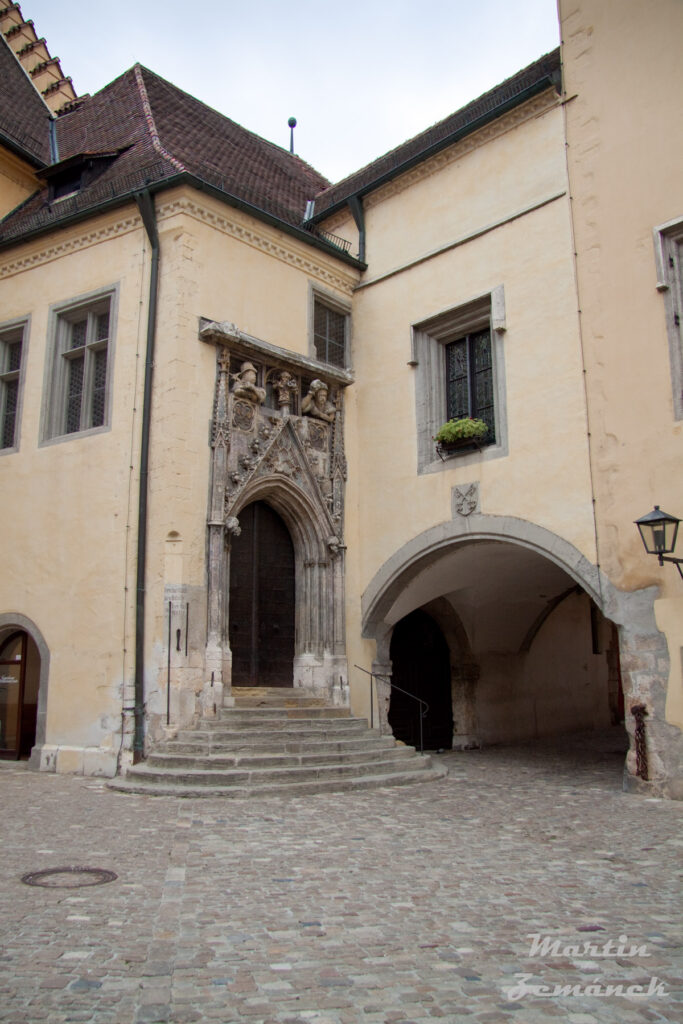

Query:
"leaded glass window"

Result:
[[445, 328, 495, 443], [0, 325, 25, 451], [313, 300, 346, 368], [55, 298, 111, 437]]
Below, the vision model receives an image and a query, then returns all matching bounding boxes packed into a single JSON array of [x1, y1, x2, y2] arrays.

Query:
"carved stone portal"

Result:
[[200, 320, 351, 710]]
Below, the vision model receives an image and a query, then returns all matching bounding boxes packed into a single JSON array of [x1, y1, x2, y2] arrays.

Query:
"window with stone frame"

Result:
[[412, 287, 508, 473], [654, 217, 683, 420], [0, 321, 26, 452], [445, 328, 496, 443], [43, 291, 115, 441], [312, 295, 348, 369]]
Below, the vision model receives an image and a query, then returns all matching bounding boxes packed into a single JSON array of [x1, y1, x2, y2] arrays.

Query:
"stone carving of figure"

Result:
[[272, 370, 298, 415], [302, 379, 335, 423], [232, 361, 265, 405]]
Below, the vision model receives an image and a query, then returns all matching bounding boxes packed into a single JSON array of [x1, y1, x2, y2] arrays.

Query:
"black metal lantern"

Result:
[[634, 506, 683, 578]]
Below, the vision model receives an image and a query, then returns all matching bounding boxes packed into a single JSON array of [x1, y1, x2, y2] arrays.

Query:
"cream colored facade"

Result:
[[1, 0, 681, 796]]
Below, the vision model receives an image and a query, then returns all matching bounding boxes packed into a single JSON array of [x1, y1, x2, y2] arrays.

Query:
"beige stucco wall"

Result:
[[336, 95, 597, 717], [141, 189, 359, 738], [0, 186, 360, 769], [560, 0, 683, 730], [0, 205, 149, 772]]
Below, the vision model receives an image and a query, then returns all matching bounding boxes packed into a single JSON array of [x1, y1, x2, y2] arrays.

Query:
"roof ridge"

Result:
[[133, 63, 185, 174], [136, 63, 328, 188]]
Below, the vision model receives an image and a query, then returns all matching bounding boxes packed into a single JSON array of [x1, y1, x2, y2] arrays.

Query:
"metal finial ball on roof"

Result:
[[288, 117, 297, 128]]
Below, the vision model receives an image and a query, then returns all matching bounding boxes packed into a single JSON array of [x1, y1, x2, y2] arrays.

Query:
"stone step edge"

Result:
[[145, 746, 416, 768], [120, 752, 431, 785], [107, 764, 448, 799]]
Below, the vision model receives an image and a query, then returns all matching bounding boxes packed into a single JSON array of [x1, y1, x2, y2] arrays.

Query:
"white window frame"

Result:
[[308, 283, 351, 371], [0, 317, 29, 455], [411, 285, 508, 474], [41, 286, 117, 444], [654, 217, 683, 420]]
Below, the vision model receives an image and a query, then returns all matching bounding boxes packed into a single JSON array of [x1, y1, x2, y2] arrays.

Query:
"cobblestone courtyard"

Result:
[[1, 730, 681, 1024]]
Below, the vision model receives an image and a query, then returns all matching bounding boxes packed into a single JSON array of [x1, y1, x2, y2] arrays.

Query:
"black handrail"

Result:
[[355, 665, 429, 755]]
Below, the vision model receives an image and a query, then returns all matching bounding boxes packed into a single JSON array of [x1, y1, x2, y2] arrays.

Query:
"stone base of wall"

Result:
[[30, 744, 118, 777]]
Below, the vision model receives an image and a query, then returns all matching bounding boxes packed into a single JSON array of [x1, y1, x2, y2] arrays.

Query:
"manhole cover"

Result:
[[21, 866, 117, 888]]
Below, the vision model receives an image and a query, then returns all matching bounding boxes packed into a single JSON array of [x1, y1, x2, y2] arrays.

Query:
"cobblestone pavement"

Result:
[[1, 728, 681, 1024]]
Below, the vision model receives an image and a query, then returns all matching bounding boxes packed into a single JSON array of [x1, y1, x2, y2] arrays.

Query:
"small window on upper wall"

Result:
[[412, 286, 508, 473], [312, 295, 349, 369], [654, 217, 683, 420], [0, 320, 27, 453], [42, 289, 116, 442], [445, 328, 496, 444]]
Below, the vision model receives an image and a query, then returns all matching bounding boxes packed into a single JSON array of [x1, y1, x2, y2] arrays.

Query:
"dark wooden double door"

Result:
[[229, 502, 295, 687]]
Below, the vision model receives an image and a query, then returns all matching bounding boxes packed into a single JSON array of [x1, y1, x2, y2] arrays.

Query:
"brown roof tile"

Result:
[[0, 61, 330, 245], [0, 33, 51, 165]]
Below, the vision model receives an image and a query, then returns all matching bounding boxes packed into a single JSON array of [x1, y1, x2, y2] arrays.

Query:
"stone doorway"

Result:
[[0, 629, 40, 759], [388, 609, 453, 750], [229, 501, 295, 687]]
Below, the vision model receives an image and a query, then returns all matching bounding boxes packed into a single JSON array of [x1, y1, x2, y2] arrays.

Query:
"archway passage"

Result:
[[389, 609, 453, 750], [0, 630, 40, 759], [229, 501, 295, 687]]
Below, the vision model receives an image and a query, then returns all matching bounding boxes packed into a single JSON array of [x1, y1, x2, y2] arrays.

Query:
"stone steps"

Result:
[[108, 688, 445, 798]]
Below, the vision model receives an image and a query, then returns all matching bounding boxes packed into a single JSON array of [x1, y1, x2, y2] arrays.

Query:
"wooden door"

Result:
[[0, 631, 27, 758], [388, 609, 453, 750], [229, 502, 295, 687]]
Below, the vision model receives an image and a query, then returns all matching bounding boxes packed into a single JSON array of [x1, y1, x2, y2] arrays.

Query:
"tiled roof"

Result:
[[0, 49, 561, 251], [0, 63, 330, 245], [311, 49, 561, 220], [0, 33, 51, 165]]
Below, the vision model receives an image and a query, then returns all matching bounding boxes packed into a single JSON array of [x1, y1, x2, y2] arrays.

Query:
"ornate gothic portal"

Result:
[[229, 502, 295, 687], [200, 321, 350, 710]]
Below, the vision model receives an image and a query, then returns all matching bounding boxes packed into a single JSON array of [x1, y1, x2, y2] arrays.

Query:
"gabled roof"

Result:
[[0, 33, 51, 166], [0, 63, 331, 250], [310, 49, 561, 222]]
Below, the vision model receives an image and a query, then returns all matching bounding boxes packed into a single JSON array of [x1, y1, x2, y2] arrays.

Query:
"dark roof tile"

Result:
[[0, 34, 51, 165]]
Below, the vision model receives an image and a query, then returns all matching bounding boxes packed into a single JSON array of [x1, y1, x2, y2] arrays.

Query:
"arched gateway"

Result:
[[201, 321, 350, 709], [362, 514, 676, 791]]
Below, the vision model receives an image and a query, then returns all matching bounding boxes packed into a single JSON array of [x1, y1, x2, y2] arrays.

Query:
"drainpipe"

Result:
[[347, 195, 365, 264], [132, 189, 160, 763]]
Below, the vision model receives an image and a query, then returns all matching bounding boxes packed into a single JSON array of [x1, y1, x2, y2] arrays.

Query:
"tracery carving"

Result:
[[233, 400, 256, 430], [204, 323, 350, 702]]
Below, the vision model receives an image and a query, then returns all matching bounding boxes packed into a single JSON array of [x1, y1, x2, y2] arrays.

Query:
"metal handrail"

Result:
[[355, 665, 429, 755]]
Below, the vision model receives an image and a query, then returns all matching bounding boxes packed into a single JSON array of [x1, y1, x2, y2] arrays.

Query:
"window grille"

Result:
[[446, 328, 495, 443], [0, 327, 24, 450], [313, 300, 346, 368]]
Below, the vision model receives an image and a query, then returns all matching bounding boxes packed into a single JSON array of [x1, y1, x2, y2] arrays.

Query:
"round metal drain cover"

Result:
[[21, 866, 117, 888]]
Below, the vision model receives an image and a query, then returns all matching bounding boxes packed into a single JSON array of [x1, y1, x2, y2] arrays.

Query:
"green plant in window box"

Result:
[[434, 417, 488, 444]]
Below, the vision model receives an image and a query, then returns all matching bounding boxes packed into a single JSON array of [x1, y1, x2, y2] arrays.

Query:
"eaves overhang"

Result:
[[0, 127, 48, 170], [308, 75, 560, 226], [0, 169, 367, 271]]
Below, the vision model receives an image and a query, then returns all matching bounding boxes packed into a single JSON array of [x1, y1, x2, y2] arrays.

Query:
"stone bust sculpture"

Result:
[[232, 361, 266, 405], [302, 379, 335, 423]]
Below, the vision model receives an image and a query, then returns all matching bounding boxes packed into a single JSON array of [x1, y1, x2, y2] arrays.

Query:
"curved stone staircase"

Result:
[[108, 688, 444, 798]]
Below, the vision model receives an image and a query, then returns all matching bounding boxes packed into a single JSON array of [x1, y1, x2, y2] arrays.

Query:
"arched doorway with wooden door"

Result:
[[229, 500, 296, 688], [0, 628, 41, 759], [388, 608, 454, 750]]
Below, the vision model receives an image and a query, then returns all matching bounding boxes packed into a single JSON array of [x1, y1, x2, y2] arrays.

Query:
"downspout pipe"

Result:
[[347, 195, 365, 264], [132, 189, 160, 763]]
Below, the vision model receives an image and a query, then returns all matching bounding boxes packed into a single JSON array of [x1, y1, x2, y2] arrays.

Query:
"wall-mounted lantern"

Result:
[[634, 505, 683, 579]]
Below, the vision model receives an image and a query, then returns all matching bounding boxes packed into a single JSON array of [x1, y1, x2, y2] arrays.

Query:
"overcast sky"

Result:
[[23, 0, 560, 183]]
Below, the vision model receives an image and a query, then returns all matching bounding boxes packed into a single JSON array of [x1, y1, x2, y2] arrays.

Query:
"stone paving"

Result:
[[1, 728, 681, 1024]]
